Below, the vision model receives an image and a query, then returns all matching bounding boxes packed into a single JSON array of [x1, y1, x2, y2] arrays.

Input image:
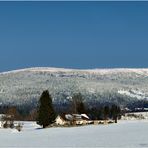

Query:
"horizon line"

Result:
[[1, 66, 148, 74]]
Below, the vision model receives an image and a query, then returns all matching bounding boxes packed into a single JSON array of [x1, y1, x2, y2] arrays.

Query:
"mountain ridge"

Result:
[[1, 67, 148, 74]]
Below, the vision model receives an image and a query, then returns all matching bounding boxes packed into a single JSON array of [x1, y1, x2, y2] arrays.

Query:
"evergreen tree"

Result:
[[37, 90, 56, 128]]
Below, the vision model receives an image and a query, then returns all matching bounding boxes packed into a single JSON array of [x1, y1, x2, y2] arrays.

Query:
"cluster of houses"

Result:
[[54, 114, 114, 126], [0, 113, 115, 128]]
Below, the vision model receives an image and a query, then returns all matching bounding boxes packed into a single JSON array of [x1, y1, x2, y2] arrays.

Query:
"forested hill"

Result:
[[0, 67, 148, 108]]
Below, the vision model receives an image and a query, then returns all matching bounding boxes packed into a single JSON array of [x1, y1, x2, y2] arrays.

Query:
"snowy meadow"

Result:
[[0, 120, 148, 148]]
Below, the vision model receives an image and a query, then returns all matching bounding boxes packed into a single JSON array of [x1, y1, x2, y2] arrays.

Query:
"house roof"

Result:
[[81, 114, 89, 120], [56, 114, 72, 121], [57, 114, 89, 121]]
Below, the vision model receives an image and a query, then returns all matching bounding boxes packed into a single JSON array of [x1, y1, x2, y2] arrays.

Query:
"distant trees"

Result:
[[2, 106, 21, 126], [103, 106, 110, 120], [71, 93, 86, 114], [87, 107, 99, 120], [29, 109, 38, 121], [5, 107, 21, 121], [24, 109, 38, 121], [110, 105, 121, 123], [87, 104, 121, 122], [0, 89, 122, 125], [2, 106, 23, 130], [36, 90, 56, 128]]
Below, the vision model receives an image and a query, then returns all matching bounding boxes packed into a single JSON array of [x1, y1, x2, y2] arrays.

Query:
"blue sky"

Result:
[[0, 2, 148, 72]]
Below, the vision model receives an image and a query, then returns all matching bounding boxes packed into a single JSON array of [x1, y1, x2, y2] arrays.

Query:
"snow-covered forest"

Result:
[[1, 67, 148, 109]]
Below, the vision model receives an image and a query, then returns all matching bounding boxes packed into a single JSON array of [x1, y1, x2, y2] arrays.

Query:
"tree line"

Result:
[[37, 90, 121, 128], [0, 90, 121, 128]]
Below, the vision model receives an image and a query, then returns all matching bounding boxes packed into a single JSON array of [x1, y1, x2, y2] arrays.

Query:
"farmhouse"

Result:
[[55, 114, 72, 125], [55, 114, 90, 126]]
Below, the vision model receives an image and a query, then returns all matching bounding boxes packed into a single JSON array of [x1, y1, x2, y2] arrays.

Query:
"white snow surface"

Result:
[[0, 121, 148, 147]]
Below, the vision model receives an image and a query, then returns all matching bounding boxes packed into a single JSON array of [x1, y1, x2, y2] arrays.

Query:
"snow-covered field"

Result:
[[0, 121, 148, 148]]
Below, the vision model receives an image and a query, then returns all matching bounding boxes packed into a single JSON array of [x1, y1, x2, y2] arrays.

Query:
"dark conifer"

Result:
[[37, 90, 56, 128]]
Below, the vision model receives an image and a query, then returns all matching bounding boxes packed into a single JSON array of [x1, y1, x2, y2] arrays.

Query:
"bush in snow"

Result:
[[15, 123, 23, 132]]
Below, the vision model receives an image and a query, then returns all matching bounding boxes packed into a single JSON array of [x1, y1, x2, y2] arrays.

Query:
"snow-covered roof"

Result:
[[58, 114, 89, 121], [81, 114, 89, 119]]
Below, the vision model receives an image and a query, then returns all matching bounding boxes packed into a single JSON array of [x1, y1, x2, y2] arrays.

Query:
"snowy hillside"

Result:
[[1, 67, 148, 106]]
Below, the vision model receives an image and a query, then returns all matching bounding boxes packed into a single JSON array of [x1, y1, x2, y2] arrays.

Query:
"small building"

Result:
[[55, 115, 66, 126], [55, 114, 90, 126], [55, 115, 70, 126], [73, 114, 90, 125]]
